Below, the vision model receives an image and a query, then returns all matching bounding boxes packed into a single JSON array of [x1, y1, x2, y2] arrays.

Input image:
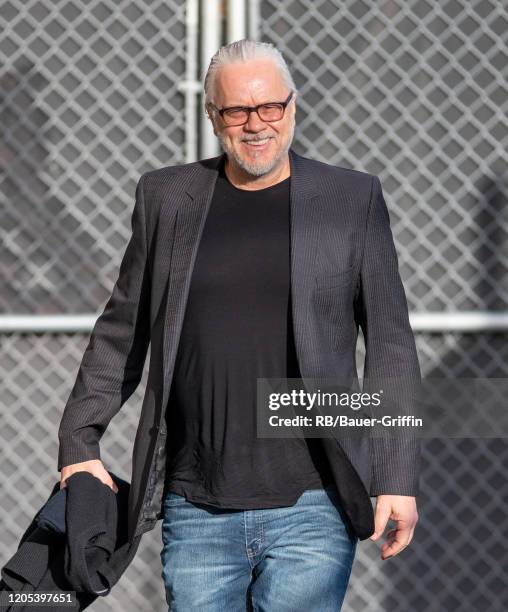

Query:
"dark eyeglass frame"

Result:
[[207, 90, 294, 126]]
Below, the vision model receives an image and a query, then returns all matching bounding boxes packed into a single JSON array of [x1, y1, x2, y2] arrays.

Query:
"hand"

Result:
[[370, 494, 418, 560], [60, 459, 119, 493]]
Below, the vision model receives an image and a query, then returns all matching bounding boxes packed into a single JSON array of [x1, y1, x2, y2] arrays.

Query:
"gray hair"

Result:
[[203, 38, 297, 109]]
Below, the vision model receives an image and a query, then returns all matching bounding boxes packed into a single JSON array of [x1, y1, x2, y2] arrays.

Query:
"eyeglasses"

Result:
[[207, 91, 294, 126]]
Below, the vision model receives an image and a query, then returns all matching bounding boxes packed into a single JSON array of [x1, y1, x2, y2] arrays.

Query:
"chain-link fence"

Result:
[[1, 0, 186, 315], [1, 1, 186, 610], [259, 2, 508, 610], [1, 1, 508, 611]]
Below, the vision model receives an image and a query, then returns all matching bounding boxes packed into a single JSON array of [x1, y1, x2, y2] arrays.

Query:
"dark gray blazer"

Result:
[[57, 147, 421, 542]]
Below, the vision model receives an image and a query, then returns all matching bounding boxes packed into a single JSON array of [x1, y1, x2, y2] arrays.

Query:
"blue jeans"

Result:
[[160, 485, 358, 611]]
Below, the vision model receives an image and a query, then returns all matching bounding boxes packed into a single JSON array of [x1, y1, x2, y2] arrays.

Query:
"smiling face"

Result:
[[206, 58, 296, 179]]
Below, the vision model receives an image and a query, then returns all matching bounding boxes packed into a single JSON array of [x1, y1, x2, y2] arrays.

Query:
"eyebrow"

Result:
[[223, 98, 283, 107]]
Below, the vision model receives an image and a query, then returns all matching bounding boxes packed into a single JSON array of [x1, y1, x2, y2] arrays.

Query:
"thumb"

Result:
[[105, 474, 119, 493], [102, 467, 119, 493], [370, 499, 392, 541], [96, 472, 118, 494], [105, 478, 119, 494]]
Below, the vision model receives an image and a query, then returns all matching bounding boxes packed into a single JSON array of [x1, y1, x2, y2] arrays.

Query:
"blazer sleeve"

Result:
[[354, 175, 422, 497], [57, 174, 151, 471]]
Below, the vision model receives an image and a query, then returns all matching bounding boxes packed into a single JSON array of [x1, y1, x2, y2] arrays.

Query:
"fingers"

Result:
[[60, 475, 118, 493], [369, 495, 419, 559], [59, 465, 118, 494], [380, 525, 414, 560], [370, 498, 392, 541]]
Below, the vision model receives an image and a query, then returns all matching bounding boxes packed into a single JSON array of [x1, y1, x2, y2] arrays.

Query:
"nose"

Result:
[[243, 109, 267, 132]]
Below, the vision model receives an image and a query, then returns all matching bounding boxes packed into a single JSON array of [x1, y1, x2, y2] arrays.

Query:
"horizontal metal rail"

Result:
[[0, 313, 507, 333]]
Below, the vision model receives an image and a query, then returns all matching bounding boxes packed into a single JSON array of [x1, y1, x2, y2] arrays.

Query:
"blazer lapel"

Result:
[[157, 146, 322, 411], [158, 155, 222, 410], [287, 148, 321, 376]]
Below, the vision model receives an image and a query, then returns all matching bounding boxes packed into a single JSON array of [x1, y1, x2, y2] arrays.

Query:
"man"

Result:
[[58, 39, 420, 610]]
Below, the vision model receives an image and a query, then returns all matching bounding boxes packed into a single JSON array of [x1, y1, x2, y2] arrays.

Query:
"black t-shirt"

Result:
[[163, 157, 333, 508]]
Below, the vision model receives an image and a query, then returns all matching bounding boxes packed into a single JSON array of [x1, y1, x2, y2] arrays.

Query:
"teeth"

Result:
[[245, 138, 270, 145]]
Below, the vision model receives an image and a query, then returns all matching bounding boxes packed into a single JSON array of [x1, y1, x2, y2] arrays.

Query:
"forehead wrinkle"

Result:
[[217, 76, 288, 107]]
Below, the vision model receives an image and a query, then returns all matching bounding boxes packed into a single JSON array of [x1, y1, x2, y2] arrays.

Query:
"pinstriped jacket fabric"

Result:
[[57, 147, 421, 542]]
